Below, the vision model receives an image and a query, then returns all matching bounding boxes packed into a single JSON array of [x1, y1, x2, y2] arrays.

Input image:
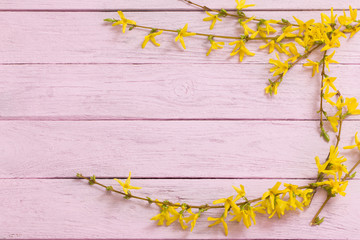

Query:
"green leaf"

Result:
[[106, 186, 113, 191], [313, 216, 325, 225], [218, 8, 228, 17], [89, 175, 96, 185], [320, 128, 330, 142], [104, 18, 117, 23], [237, 10, 245, 18], [349, 172, 357, 179], [146, 197, 153, 204]]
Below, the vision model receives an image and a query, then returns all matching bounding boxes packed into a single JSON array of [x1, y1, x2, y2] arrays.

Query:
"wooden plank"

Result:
[[1, 11, 360, 64], [1, 178, 359, 239], [0, 0, 358, 11], [1, 120, 360, 178], [0, 64, 359, 119]]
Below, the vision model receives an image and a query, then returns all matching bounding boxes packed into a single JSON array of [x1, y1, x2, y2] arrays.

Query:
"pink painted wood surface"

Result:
[[1, 179, 360, 239], [2, 0, 360, 239], [0, 64, 359, 119], [0, 0, 358, 10], [1, 11, 360, 64], [1, 120, 360, 179]]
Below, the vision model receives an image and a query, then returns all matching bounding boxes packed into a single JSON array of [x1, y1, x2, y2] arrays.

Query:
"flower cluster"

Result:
[[74, 0, 360, 237], [207, 183, 313, 235]]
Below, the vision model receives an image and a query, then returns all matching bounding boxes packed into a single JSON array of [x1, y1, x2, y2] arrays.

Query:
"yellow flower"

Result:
[[293, 16, 315, 35], [235, 0, 255, 10], [338, 9, 354, 26], [321, 34, 341, 51], [299, 189, 313, 206], [349, 6, 358, 21], [150, 200, 172, 226], [269, 53, 289, 76], [259, 40, 282, 54], [261, 182, 283, 212], [324, 51, 338, 72], [208, 216, 228, 236], [321, 77, 337, 91], [265, 80, 280, 96], [344, 132, 360, 151], [206, 38, 225, 56], [263, 20, 278, 35], [268, 198, 289, 218], [327, 111, 341, 132], [303, 59, 319, 77], [142, 30, 163, 49], [315, 145, 348, 179], [229, 40, 255, 62], [213, 196, 238, 217], [316, 178, 348, 196], [276, 26, 299, 42], [282, 184, 304, 211], [203, 12, 222, 30], [112, 11, 137, 33], [230, 204, 264, 228], [167, 206, 188, 229], [233, 184, 246, 201], [114, 171, 142, 194], [240, 17, 256, 36], [184, 209, 200, 232], [344, 23, 360, 38], [322, 87, 337, 106], [295, 35, 312, 49], [175, 23, 196, 49], [315, 156, 329, 174], [321, 7, 337, 25], [344, 97, 360, 115], [284, 42, 300, 62], [334, 95, 345, 110]]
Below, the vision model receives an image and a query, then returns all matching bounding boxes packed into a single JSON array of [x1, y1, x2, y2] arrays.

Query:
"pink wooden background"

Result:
[[1, 0, 360, 239]]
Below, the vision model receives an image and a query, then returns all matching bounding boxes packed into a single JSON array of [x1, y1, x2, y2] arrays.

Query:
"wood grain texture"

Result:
[[1, 11, 360, 64], [2, 0, 360, 239], [0, 0, 358, 10], [0, 64, 359, 119], [1, 120, 360, 179], [1, 179, 360, 239]]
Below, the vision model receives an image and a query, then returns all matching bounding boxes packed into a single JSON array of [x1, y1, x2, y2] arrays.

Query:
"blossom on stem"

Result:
[[324, 51, 338, 72], [303, 59, 319, 77], [344, 132, 360, 151], [327, 110, 341, 132], [344, 97, 360, 115], [233, 184, 246, 201], [203, 12, 222, 30], [213, 196, 238, 217], [229, 40, 255, 62], [259, 40, 283, 54], [321, 77, 337, 91], [293, 16, 315, 35], [321, 7, 337, 25], [269, 53, 289, 76], [184, 209, 200, 232], [112, 11, 136, 33], [142, 30, 163, 48], [175, 24, 196, 49], [235, 0, 255, 10], [206, 37, 225, 56], [114, 171, 142, 194], [322, 87, 337, 106], [276, 26, 299, 42], [208, 215, 228, 236]]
